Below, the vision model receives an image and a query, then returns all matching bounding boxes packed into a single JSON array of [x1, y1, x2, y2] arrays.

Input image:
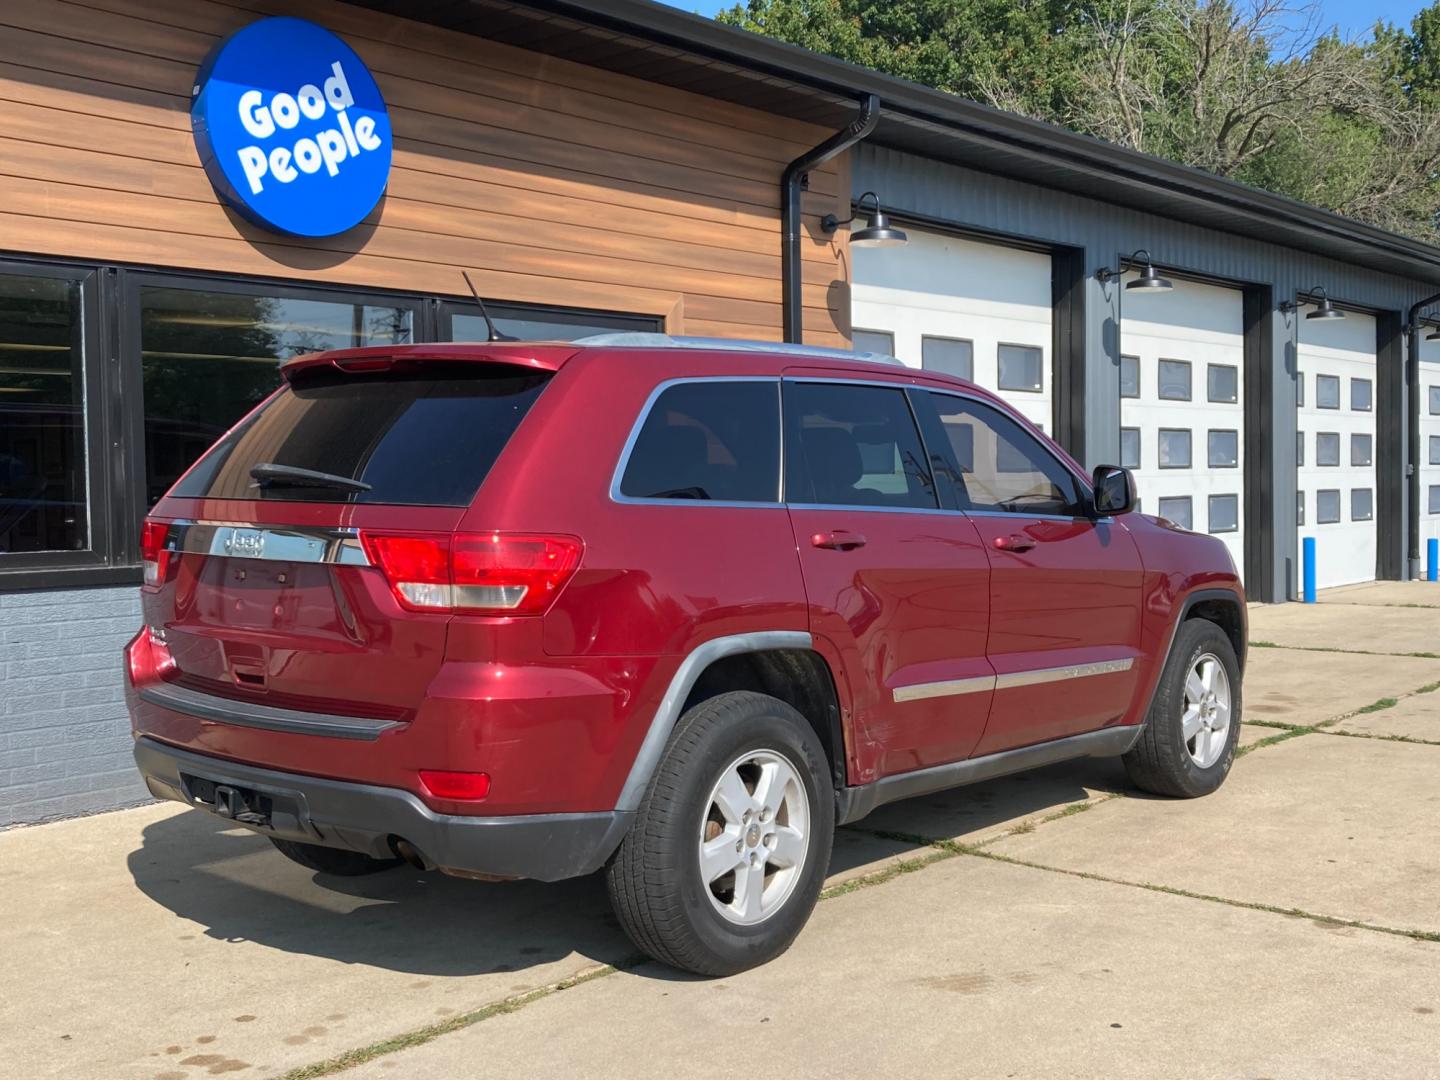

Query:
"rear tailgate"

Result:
[[131, 353, 560, 777]]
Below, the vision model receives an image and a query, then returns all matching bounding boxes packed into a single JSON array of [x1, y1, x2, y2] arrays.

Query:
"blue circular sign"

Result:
[[192, 17, 392, 238]]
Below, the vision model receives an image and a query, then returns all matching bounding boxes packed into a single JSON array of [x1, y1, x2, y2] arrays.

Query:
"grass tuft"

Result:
[[277, 962, 634, 1080]]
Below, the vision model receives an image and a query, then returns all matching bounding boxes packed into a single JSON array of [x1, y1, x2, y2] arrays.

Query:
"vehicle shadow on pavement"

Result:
[[830, 755, 1135, 869], [126, 755, 1136, 978], [127, 808, 635, 978]]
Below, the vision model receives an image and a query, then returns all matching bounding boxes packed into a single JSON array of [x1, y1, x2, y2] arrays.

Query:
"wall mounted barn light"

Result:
[[1096, 249, 1172, 292], [821, 191, 908, 248], [1282, 286, 1345, 321]]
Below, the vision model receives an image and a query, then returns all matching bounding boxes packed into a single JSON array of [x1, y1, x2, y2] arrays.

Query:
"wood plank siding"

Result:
[[0, 0, 852, 342]]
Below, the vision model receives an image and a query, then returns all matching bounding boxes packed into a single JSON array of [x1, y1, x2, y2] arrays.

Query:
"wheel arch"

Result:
[[614, 632, 848, 815], [1181, 589, 1247, 670]]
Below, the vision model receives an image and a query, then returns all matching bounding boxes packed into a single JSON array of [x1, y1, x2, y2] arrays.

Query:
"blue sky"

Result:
[[663, 1, 1432, 40]]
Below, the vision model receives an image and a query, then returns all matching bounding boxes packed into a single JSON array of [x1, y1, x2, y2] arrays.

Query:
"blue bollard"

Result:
[[1303, 537, 1317, 603], [1429, 537, 1438, 583]]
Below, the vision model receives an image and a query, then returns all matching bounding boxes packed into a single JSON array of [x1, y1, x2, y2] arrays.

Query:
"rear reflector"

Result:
[[141, 519, 172, 588], [419, 769, 491, 800], [359, 531, 582, 615]]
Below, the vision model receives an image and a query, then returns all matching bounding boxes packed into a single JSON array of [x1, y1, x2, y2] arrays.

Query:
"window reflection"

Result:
[[140, 287, 412, 505], [0, 274, 87, 553]]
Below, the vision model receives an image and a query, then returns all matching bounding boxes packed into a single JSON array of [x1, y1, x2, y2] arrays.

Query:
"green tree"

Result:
[[718, 0, 1440, 241]]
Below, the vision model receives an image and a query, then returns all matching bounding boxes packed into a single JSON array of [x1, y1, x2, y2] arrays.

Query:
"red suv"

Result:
[[127, 337, 1245, 975]]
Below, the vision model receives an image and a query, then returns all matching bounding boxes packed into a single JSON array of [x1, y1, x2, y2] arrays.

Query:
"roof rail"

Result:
[[570, 332, 903, 366]]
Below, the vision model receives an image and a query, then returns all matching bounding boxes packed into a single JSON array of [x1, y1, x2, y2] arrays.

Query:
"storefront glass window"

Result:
[[0, 274, 87, 554], [139, 286, 413, 505]]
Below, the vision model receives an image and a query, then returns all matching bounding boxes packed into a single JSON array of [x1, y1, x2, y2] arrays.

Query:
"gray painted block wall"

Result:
[[0, 586, 149, 826]]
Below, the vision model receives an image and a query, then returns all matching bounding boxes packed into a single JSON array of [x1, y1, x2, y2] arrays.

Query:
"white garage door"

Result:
[[1418, 338, 1440, 570], [1120, 279, 1246, 573], [1297, 311, 1377, 589], [851, 229, 1052, 430]]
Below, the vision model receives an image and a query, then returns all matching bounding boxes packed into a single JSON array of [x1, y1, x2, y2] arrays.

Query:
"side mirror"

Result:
[[1092, 465, 1137, 516]]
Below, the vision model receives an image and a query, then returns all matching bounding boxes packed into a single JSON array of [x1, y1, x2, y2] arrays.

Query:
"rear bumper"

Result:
[[133, 736, 630, 882]]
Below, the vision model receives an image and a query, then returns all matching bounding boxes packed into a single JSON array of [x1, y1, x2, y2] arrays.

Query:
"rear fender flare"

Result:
[[612, 631, 813, 815]]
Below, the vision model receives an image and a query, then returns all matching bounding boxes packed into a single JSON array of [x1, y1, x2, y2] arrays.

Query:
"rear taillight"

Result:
[[141, 519, 172, 588], [359, 531, 582, 615]]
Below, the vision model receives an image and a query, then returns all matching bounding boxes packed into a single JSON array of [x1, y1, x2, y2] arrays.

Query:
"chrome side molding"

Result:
[[893, 656, 1134, 703], [167, 520, 369, 566]]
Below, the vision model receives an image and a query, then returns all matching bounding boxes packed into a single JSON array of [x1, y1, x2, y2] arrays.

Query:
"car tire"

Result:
[[270, 837, 402, 876], [606, 690, 835, 976], [1123, 617, 1242, 798]]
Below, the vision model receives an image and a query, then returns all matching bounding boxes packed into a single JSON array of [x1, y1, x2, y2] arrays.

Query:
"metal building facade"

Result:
[[854, 144, 1440, 602]]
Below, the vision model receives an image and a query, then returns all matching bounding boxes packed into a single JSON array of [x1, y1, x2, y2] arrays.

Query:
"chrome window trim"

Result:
[[166, 520, 369, 566], [608, 376, 784, 508], [607, 374, 1109, 525], [893, 656, 1134, 703]]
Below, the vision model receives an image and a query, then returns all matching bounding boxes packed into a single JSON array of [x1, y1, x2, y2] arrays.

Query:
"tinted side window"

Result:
[[924, 392, 1083, 516], [784, 383, 936, 509], [620, 381, 779, 503]]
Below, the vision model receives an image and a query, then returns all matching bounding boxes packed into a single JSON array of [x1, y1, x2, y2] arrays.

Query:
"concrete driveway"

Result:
[[4, 582, 1439, 1079]]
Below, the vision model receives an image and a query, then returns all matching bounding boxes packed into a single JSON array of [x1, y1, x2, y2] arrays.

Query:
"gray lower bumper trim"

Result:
[[138, 683, 403, 741], [133, 737, 629, 882], [834, 725, 1143, 826]]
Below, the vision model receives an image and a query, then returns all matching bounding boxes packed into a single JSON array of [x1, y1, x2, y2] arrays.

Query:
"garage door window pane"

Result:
[[1207, 364, 1238, 403], [1431, 435, 1440, 465], [997, 344, 1043, 392], [1297, 431, 1305, 466], [922, 336, 973, 381], [1120, 355, 1140, 398], [140, 286, 413, 507], [1431, 386, 1440, 415], [1158, 428, 1191, 468], [1317, 489, 1341, 523], [852, 329, 894, 356], [1208, 429, 1238, 468], [1351, 433, 1372, 467], [1351, 488, 1373, 521], [1351, 378, 1372, 412], [1158, 359, 1191, 400], [1297, 491, 1305, 526], [1316, 374, 1340, 409], [0, 274, 87, 554], [1208, 494, 1239, 533], [1120, 427, 1141, 469], [1297, 373, 1304, 407], [1156, 496, 1192, 529], [1316, 432, 1340, 466], [1431, 484, 1440, 513]]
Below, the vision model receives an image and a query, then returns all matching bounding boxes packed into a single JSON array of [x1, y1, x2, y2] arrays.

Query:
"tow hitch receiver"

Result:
[[189, 775, 273, 828]]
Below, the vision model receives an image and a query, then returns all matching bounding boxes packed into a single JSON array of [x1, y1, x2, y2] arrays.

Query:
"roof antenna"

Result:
[[461, 271, 518, 341]]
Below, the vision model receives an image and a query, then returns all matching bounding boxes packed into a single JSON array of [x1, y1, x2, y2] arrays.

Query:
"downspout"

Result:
[[781, 94, 880, 344], [1405, 291, 1440, 578]]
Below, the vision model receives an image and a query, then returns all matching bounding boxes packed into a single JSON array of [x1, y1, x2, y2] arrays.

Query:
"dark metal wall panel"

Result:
[[857, 144, 1428, 600]]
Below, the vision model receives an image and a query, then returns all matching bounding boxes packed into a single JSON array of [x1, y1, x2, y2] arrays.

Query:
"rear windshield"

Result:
[[171, 365, 552, 505]]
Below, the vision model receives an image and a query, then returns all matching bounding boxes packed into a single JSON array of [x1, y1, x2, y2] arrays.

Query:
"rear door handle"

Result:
[[811, 530, 867, 551], [992, 534, 1036, 553]]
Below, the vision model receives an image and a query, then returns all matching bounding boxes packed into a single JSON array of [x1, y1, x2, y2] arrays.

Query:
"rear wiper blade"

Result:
[[249, 463, 372, 492]]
